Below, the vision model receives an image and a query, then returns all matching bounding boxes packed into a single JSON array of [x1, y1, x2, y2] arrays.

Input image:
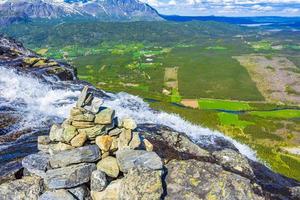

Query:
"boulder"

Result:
[[70, 132, 87, 147], [121, 118, 137, 130], [45, 163, 96, 189], [97, 156, 119, 178], [91, 179, 121, 200], [118, 129, 132, 150], [78, 125, 106, 140], [49, 124, 64, 142], [63, 125, 78, 143], [96, 135, 113, 152], [212, 149, 254, 178], [22, 152, 50, 178], [39, 190, 77, 200], [95, 108, 115, 125], [116, 150, 163, 173], [72, 121, 95, 129], [49, 142, 74, 155], [0, 176, 43, 200], [120, 167, 163, 200], [91, 170, 108, 192], [165, 159, 264, 200], [129, 132, 141, 150], [68, 185, 89, 200], [50, 145, 101, 168]]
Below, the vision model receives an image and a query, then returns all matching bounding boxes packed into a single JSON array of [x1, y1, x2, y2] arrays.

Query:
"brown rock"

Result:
[[96, 135, 113, 152]]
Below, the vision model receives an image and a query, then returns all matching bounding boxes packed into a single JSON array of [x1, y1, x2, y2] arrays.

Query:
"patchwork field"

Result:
[[234, 55, 300, 105]]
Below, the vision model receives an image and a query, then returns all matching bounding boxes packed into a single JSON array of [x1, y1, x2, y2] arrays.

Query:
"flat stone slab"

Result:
[[49, 145, 100, 168], [39, 190, 77, 200], [22, 152, 50, 178], [45, 163, 96, 189], [116, 150, 163, 173]]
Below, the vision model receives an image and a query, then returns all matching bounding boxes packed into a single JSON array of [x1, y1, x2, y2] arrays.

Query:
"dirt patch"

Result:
[[234, 55, 300, 105], [181, 99, 199, 108], [164, 67, 178, 89]]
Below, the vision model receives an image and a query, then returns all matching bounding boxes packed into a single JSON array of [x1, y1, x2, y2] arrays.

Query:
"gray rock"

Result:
[[0, 176, 43, 200], [84, 97, 103, 114], [22, 152, 50, 178], [72, 121, 95, 129], [38, 143, 50, 153], [120, 167, 163, 200], [49, 124, 64, 142], [70, 107, 86, 117], [63, 125, 78, 143], [76, 86, 89, 107], [121, 118, 137, 130], [108, 128, 122, 136], [165, 159, 264, 200], [212, 149, 254, 178], [97, 156, 120, 178], [68, 185, 89, 200], [116, 150, 163, 173], [48, 142, 75, 155], [39, 190, 76, 200], [50, 145, 101, 168], [91, 170, 108, 192], [95, 108, 115, 125], [129, 132, 141, 150], [118, 129, 132, 150], [71, 113, 95, 122], [45, 163, 96, 189], [78, 125, 107, 140]]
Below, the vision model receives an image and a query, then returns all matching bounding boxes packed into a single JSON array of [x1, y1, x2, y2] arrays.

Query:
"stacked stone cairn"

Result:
[[21, 86, 163, 200]]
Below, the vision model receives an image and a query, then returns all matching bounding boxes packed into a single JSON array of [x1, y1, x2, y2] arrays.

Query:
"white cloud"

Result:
[[140, 0, 300, 16]]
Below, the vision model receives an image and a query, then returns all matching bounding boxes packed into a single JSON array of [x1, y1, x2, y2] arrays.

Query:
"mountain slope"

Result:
[[0, 0, 162, 25]]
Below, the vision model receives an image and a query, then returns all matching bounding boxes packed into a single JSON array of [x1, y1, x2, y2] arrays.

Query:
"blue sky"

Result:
[[140, 0, 300, 16]]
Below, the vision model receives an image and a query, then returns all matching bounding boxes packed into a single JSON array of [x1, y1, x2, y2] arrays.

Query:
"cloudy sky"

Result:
[[140, 0, 300, 16]]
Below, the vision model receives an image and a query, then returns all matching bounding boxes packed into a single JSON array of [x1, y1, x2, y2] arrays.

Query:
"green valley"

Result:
[[1, 20, 300, 181]]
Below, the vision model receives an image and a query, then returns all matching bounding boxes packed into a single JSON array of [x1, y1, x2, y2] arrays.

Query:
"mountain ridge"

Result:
[[0, 0, 162, 25]]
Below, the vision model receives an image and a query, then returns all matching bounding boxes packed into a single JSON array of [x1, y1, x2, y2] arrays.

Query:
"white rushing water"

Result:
[[0, 66, 257, 161]]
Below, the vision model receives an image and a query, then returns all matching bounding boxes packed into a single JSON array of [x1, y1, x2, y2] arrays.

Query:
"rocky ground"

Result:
[[0, 35, 300, 200], [0, 86, 299, 200]]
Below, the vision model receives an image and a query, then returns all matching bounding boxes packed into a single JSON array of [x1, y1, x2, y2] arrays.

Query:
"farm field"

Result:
[[1, 20, 300, 181]]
